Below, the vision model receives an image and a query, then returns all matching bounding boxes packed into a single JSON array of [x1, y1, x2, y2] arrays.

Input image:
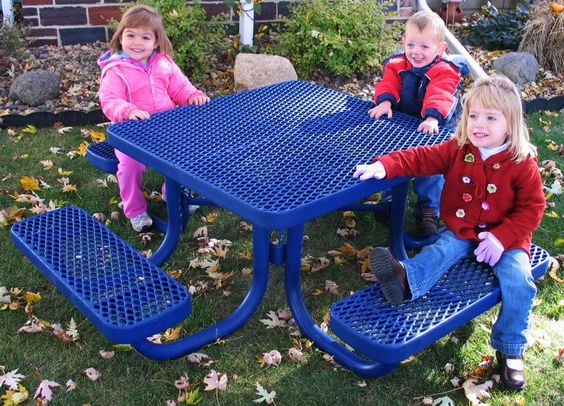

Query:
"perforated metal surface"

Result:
[[108, 80, 452, 228], [330, 245, 549, 364], [11, 206, 191, 343], [86, 141, 118, 173]]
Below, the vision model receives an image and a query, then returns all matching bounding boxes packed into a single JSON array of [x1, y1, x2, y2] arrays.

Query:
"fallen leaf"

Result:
[[99, 350, 115, 359], [186, 352, 213, 366], [325, 280, 339, 295], [163, 326, 181, 342], [33, 380, 60, 401], [175, 374, 190, 390], [261, 350, 282, 367], [65, 379, 76, 392], [84, 368, 101, 381], [432, 396, 455, 406], [548, 257, 562, 283], [253, 382, 276, 404], [288, 347, 303, 362], [203, 370, 227, 391], [260, 310, 287, 329], [0, 368, 25, 390], [19, 176, 41, 191], [22, 124, 37, 134], [462, 379, 493, 405]]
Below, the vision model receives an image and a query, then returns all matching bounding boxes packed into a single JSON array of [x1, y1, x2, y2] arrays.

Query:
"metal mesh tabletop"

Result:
[[108, 80, 452, 228]]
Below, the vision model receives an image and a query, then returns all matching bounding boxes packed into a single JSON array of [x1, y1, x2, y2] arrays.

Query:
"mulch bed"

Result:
[[1, 39, 562, 128]]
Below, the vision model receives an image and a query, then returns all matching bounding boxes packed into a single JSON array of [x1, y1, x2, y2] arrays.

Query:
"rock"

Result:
[[493, 52, 539, 85], [234, 53, 298, 91], [9, 69, 61, 106]]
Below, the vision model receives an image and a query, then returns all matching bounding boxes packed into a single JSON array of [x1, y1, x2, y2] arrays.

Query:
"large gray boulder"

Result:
[[493, 52, 539, 85], [234, 53, 298, 92], [9, 69, 61, 106]]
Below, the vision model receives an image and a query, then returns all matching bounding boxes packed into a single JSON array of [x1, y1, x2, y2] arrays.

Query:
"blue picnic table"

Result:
[[12, 81, 548, 376]]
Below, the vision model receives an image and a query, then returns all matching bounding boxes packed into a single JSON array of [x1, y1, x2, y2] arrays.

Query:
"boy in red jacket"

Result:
[[370, 10, 468, 236]]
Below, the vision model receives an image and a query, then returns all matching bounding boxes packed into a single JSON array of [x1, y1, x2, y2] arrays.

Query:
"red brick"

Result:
[[28, 38, 59, 47], [40, 7, 87, 26], [27, 27, 58, 37], [89, 5, 122, 25], [22, 0, 53, 5]]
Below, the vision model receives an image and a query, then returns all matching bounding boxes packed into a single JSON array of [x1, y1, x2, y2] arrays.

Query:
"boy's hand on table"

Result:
[[368, 101, 393, 119], [418, 117, 440, 134]]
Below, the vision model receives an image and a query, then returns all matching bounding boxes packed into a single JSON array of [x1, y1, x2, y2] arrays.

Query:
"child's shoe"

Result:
[[130, 212, 153, 232], [415, 206, 439, 237], [370, 247, 409, 305], [496, 351, 526, 390]]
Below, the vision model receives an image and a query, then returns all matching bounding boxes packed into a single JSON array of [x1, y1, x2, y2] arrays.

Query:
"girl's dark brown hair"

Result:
[[109, 5, 172, 55]]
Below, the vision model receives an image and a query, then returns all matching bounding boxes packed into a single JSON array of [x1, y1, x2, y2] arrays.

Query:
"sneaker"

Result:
[[130, 212, 153, 232], [415, 206, 439, 237]]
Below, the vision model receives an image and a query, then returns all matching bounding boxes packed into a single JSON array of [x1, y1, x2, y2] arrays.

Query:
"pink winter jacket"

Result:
[[98, 51, 204, 122]]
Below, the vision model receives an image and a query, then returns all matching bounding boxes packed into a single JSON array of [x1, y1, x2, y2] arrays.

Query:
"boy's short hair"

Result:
[[406, 10, 446, 41]]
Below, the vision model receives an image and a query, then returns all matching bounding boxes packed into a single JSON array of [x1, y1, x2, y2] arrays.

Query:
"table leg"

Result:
[[147, 178, 187, 266], [284, 224, 399, 377], [132, 226, 271, 359], [388, 182, 409, 261]]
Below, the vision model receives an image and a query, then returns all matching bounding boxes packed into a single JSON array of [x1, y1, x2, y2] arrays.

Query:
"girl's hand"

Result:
[[128, 109, 150, 120], [474, 232, 504, 266], [188, 94, 210, 106], [418, 117, 440, 134], [368, 101, 393, 119], [353, 161, 386, 180]]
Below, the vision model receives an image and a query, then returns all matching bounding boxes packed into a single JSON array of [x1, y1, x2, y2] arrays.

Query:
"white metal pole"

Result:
[[1, 0, 15, 26], [239, 0, 254, 47]]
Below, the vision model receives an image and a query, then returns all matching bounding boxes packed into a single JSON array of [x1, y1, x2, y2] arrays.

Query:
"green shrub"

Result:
[[0, 24, 28, 61], [465, 4, 529, 51], [271, 0, 399, 78], [134, 0, 228, 81]]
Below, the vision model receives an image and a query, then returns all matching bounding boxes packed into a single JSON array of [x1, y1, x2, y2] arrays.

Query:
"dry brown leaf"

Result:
[[84, 368, 101, 381]]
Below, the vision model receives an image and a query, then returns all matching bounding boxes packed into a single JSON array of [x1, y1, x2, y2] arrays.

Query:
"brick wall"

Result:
[[21, 0, 299, 46]]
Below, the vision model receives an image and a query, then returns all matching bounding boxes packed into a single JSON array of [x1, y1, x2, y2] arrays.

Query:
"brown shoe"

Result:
[[496, 351, 526, 391], [416, 206, 439, 237], [370, 247, 409, 305]]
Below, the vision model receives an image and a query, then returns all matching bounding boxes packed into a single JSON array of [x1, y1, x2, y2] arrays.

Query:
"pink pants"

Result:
[[115, 150, 147, 219]]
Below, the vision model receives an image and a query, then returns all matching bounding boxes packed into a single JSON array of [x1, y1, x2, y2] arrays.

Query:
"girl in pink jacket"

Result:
[[98, 5, 209, 232]]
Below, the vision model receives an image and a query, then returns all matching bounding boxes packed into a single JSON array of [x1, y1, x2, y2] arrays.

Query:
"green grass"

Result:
[[0, 112, 562, 405]]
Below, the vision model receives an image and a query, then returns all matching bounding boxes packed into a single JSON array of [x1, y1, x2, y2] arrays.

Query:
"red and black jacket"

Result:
[[374, 53, 469, 126]]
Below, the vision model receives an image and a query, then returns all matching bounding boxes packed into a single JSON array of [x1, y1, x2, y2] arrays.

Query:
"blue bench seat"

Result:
[[330, 244, 549, 367], [86, 141, 118, 174], [11, 206, 191, 344]]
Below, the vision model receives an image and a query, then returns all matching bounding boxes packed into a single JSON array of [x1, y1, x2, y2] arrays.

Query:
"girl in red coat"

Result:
[[353, 76, 545, 391]]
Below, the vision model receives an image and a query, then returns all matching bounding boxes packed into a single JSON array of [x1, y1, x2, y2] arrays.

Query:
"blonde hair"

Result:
[[453, 75, 537, 162], [406, 10, 446, 41], [109, 5, 172, 55]]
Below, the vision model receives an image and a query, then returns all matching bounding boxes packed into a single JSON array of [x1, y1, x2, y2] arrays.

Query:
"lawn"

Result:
[[0, 111, 562, 405]]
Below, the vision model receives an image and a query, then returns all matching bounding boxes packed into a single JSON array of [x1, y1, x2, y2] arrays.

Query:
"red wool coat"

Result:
[[378, 140, 545, 254]]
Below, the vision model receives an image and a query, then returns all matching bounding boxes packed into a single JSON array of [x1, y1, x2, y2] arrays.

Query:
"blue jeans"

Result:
[[381, 174, 444, 216], [402, 230, 536, 356], [413, 175, 444, 216]]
